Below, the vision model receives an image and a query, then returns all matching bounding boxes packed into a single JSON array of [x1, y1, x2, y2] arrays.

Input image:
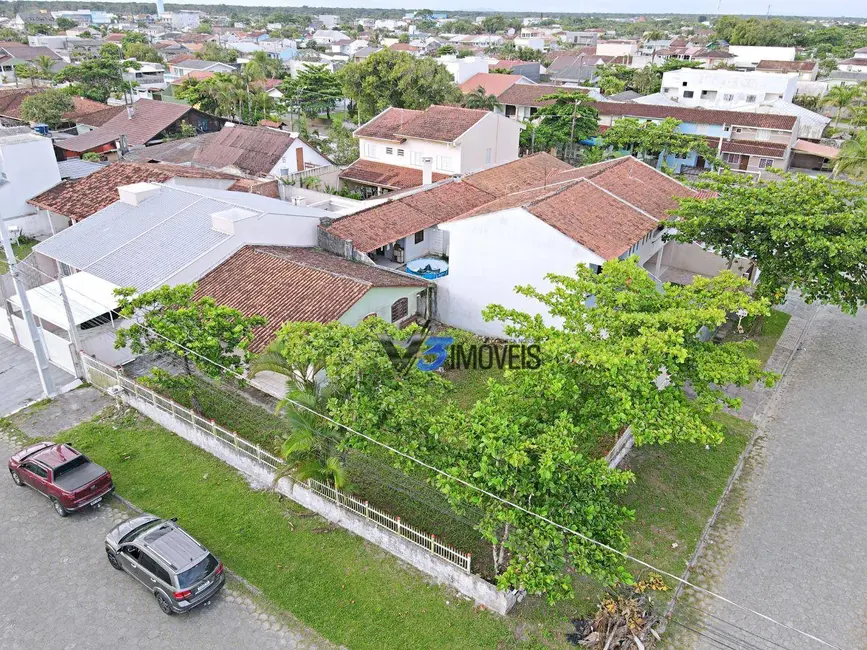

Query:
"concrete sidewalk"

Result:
[[0, 336, 76, 416]]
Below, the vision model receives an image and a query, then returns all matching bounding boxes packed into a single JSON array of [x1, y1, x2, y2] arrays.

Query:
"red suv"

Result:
[[8, 441, 114, 516]]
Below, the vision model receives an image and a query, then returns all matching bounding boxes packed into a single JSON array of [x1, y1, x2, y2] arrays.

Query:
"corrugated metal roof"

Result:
[[57, 158, 107, 179]]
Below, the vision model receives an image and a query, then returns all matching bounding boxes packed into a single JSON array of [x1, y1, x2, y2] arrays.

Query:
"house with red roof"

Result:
[[322, 153, 727, 337], [340, 105, 521, 197]]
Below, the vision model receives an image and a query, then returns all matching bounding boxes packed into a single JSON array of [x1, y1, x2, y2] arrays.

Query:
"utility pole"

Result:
[[56, 274, 85, 380], [0, 215, 56, 398]]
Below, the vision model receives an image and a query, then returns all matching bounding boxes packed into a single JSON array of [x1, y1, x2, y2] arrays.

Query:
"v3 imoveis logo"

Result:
[[379, 321, 541, 373]]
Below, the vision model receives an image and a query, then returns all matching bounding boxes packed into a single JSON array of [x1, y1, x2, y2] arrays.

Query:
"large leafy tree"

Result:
[[520, 91, 599, 154], [114, 284, 266, 385], [483, 258, 773, 448], [671, 169, 867, 312], [197, 41, 238, 64], [338, 49, 461, 122], [282, 63, 342, 118], [55, 55, 126, 102], [123, 42, 163, 63], [19, 88, 74, 128], [602, 117, 720, 167]]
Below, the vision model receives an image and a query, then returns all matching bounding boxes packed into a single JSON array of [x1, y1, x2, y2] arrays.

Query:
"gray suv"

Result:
[[105, 514, 225, 615]]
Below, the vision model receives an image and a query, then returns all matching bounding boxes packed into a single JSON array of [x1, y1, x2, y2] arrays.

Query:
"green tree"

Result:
[[123, 42, 162, 63], [323, 120, 359, 165], [520, 91, 599, 154], [818, 57, 838, 77], [55, 16, 77, 31], [822, 84, 862, 128], [197, 41, 238, 64], [462, 85, 501, 110], [338, 49, 461, 122], [55, 56, 126, 102], [114, 284, 266, 410], [437, 44, 456, 55], [244, 50, 282, 82], [286, 63, 342, 118], [196, 21, 213, 34], [122, 32, 149, 45], [833, 130, 867, 180], [81, 152, 102, 162], [19, 89, 74, 128], [602, 117, 719, 167], [671, 169, 867, 312], [481, 15, 506, 34]]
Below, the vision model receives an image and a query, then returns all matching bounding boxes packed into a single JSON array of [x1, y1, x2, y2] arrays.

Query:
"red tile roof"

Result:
[[170, 70, 215, 85], [459, 72, 523, 97], [755, 59, 817, 72], [28, 161, 241, 222], [595, 102, 797, 130], [356, 105, 490, 144], [497, 84, 581, 108], [721, 139, 788, 158], [326, 154, 700, 260], [0, 89, 120, 123], [55, 99, 197, 153], [195, 246, 427, 351], [339, 159, 447, 190]]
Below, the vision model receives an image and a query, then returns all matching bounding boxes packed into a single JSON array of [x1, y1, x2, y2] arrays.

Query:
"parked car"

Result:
[[8, 441, 113, 516], [105, 514, 225, 615]]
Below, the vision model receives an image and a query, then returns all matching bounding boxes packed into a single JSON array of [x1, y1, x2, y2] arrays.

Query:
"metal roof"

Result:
[[57, 158, 108, 180], [9, 272, 120, 328]]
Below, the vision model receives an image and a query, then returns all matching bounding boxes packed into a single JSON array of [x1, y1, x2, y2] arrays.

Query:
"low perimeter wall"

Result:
[[122, 391, 520, 615]]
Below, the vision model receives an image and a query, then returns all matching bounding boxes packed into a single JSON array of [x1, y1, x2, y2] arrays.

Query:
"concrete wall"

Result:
[[438, 208, 604, 338], [661, 241, 754, 278], [119, 390, 520, 615], [459, 113, 521, 173], [339, 286, 427, 324], [268, 139, 333, 176], [661, 69, 798, 107], [728, 45, 796, 66], [0, 133, 62, 222]]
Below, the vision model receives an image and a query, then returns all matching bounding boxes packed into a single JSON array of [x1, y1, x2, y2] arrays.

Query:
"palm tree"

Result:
[[275, 386, 347, 489], [462, 85, 502, 111], [244, 50, 282, 84], [823, 85, 862, 128], [833, 130, 867, 180], [32, 55, 56, 85]]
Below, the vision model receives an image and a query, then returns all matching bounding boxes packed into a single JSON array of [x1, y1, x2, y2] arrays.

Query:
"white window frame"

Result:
[[758, 158, 775, 169], [364, 142, 378, 159], [436, 156, 453, 172]]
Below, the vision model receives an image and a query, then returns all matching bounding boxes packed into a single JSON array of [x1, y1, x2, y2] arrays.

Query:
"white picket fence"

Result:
[[81, 354, 472, 573]]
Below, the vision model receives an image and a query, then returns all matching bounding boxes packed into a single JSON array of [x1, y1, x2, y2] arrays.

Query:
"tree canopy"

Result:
[[339, 49, 462, 122], [602, 117, 720, 167], [19, 89, 74, 128], [520, 91, 599, 154], [671, 170, 867, 313], [282, 63, 342, 118]]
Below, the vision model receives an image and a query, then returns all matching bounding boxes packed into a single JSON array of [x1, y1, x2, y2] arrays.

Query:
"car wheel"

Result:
[[51, 498, 68, 517], [106, 550, 123, 571], [10, 470, 23, 486], [155, 591, 175, 616]]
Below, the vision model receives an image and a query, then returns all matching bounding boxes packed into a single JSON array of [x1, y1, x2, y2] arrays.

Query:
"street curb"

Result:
[[659, 301, 820, 631]]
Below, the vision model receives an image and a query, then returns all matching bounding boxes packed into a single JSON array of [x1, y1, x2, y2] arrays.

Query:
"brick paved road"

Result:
[[0, 435, 331, 650], [669, 301, 867, 650]]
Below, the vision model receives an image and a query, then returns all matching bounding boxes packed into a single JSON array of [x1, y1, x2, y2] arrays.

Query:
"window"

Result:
[[279, 168, 289, 176], [485, 148, 492, 164], [757, 129, 771, 141], [139, 552, 171, 585], [178, 554, 219, 589], [364, 143, 378, 158], [397, 148, 404, 157], [723, 93, 734, 101], [22, 462, 48, 479], [437, 156, 453, 172], [746, 94, 757, 103], [385, 146, 393, 155], [414, 230, 424, 244], [683, 90, 694, 98], [723, 153, 741, 164], [682, 81, 688, 86], [122, 546, 141, 560], [391, 298, 409, 322], [758, 158, 775, 169], [411, 151, 425, 165]]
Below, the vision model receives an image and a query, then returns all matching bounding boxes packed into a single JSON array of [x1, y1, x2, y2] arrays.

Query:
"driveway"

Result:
[[669, 301, 867, 650], [0, 434, 331, 650], [0, 336, 75, 416]]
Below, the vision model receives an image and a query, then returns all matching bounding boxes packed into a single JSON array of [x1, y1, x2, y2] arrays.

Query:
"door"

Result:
[[19, 461, 49, 494], [138, 551, 173, 595], [118, 546, 150, 586]]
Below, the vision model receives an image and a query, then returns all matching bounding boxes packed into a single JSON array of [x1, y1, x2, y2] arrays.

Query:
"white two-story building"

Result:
[[660, 68, 798, 108], [339, 105, 521, 197]]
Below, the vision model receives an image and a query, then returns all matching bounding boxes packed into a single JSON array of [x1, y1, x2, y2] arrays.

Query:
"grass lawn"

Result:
[[0, 237, 38, 274], [61, 408, 537, 650], [512, 413, 754, 633], [725, 309, 792, 367]]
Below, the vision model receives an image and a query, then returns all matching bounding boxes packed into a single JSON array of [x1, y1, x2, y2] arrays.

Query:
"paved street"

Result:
[[0, 336, 75, 415], [0, 433, 331, 650], [669, 301, 867, 650]]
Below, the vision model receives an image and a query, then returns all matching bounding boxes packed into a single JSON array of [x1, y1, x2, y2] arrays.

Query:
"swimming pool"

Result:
[[405, 257, 449, 279]]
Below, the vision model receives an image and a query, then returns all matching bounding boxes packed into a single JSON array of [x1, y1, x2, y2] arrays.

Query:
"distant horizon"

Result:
[[20, 0, 867, 20]]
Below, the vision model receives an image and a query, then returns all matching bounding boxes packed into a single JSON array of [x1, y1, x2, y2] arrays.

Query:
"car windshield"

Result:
[[177, 553, 218, 589], [53, 455, 88, 481]]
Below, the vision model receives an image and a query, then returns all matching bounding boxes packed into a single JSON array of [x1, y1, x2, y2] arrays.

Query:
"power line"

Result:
[[16, 256, 846, 650], [680, 602, 793, 650]]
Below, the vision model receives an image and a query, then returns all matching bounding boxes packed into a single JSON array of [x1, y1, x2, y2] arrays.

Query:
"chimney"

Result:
[[210, 207, 257, 235], [421, 156, 433, 185], [117, 182, 161, 206], [126, 104, 135, 120]]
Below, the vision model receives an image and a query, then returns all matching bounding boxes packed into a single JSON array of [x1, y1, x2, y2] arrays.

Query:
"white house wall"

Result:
[[437, 208, 604, 338], [0, 135, 61, 223], [458, 113, 521, 172], [268, 139, 333, 177]]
